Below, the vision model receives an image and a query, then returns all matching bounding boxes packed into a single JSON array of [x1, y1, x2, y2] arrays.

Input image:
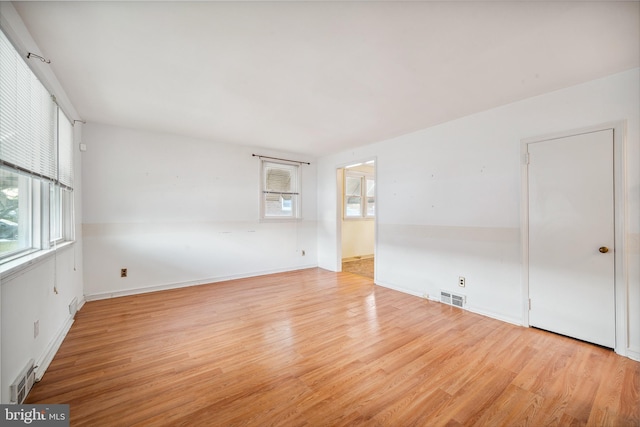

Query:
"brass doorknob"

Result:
[[599, 247, 609, 253]]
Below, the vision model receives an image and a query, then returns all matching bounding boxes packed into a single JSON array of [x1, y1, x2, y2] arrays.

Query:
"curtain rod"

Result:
[[252, 154, 311, 165]]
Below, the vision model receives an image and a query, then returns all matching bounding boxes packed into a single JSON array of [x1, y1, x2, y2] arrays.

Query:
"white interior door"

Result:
[[528, 129, 615, 348]]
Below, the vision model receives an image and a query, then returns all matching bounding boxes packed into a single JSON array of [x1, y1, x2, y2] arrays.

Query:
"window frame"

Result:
[[0, 169, 33, 260], [365, 175, 375, 218], [343, 170, 375, 220], [46, 110, 75, 248], [260, 160, 302, 220]]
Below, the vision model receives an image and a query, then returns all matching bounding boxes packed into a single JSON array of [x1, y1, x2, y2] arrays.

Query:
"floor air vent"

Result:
[[10, 359, 36, 404], [440, 290, 466, 308]]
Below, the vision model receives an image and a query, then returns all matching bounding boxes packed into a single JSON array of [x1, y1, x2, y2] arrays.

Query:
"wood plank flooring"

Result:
[[26, 268, 639, 426]]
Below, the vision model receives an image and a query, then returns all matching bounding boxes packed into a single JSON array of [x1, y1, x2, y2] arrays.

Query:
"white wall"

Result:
[[317, 68, 640, 360], [0, 4, 85, 403], [82, 123, 317, 299], [342, 220, 374, 259], [1, 245, 84, 396]]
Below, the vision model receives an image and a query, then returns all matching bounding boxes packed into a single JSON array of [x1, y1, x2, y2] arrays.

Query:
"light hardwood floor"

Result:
[[27, 268, 639, 426]]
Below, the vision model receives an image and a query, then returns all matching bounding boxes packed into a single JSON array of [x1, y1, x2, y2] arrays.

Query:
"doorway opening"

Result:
[[338, 160, 376, 279]]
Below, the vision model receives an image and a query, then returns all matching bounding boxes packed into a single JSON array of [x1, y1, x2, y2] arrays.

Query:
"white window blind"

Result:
[[0, 29, 57, 182], [262, 160, 300, 218], [0, 28, 76, 261]]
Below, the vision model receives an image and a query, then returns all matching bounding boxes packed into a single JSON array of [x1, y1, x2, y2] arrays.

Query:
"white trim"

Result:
[[626, 348, 640, 362], [335, 168, 343, 272], [373, 160, 378, 284], [466, 306, 523, 327], [374, 280, 424, 299], [376, 280, 524, 326], [35, 316, 74, 381], [84, 264, 318, 301], [0, 241, 75, 284], [520, 121, 628, 357], [31, 298, 84, 383]]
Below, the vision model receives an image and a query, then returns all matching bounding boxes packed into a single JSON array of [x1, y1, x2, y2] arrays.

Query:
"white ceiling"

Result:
[[12, 1, 640, 157]]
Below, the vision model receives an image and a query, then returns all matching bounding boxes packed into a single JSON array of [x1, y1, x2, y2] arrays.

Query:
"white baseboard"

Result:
[[374, 280, 524, 327], [35, 316, 74, 381], [374, 280, 425, 299], [465, 305, 523, 326], [623, 347, 640, 362], [85, 264, 319, 301]]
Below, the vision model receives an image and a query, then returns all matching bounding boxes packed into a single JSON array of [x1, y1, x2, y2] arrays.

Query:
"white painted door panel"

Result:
[[528, 129, 615, 348]]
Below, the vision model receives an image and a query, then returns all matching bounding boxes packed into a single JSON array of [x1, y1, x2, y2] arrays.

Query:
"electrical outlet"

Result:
[[121, 268, 127, 278], [34, 320, 39, 338], [458, 276, 466, 287]]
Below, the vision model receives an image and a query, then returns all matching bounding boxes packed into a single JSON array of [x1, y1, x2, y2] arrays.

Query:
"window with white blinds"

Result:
[[261, 160, 300, 219], [0, 28, 75, 261]]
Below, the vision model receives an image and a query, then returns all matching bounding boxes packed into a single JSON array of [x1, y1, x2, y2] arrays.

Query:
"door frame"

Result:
[[335, 157, 377, 282], [520, 121, 628, 356]]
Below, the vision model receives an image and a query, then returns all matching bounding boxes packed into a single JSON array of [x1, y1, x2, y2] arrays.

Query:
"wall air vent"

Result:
[[10, 359, 36, 404], [440, 290, 466, 308]]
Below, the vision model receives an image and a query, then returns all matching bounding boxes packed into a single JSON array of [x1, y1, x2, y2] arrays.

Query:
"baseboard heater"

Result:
[[440, 290, 466, 308], [10, 359, 36, 404]]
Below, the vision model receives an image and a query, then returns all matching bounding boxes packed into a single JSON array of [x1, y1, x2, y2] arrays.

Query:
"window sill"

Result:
[[0, 241, 75, 284]]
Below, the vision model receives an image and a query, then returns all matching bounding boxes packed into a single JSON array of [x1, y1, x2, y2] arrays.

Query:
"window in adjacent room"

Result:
[[261, 160, 300, 219], [344, 171, 375, 219]]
